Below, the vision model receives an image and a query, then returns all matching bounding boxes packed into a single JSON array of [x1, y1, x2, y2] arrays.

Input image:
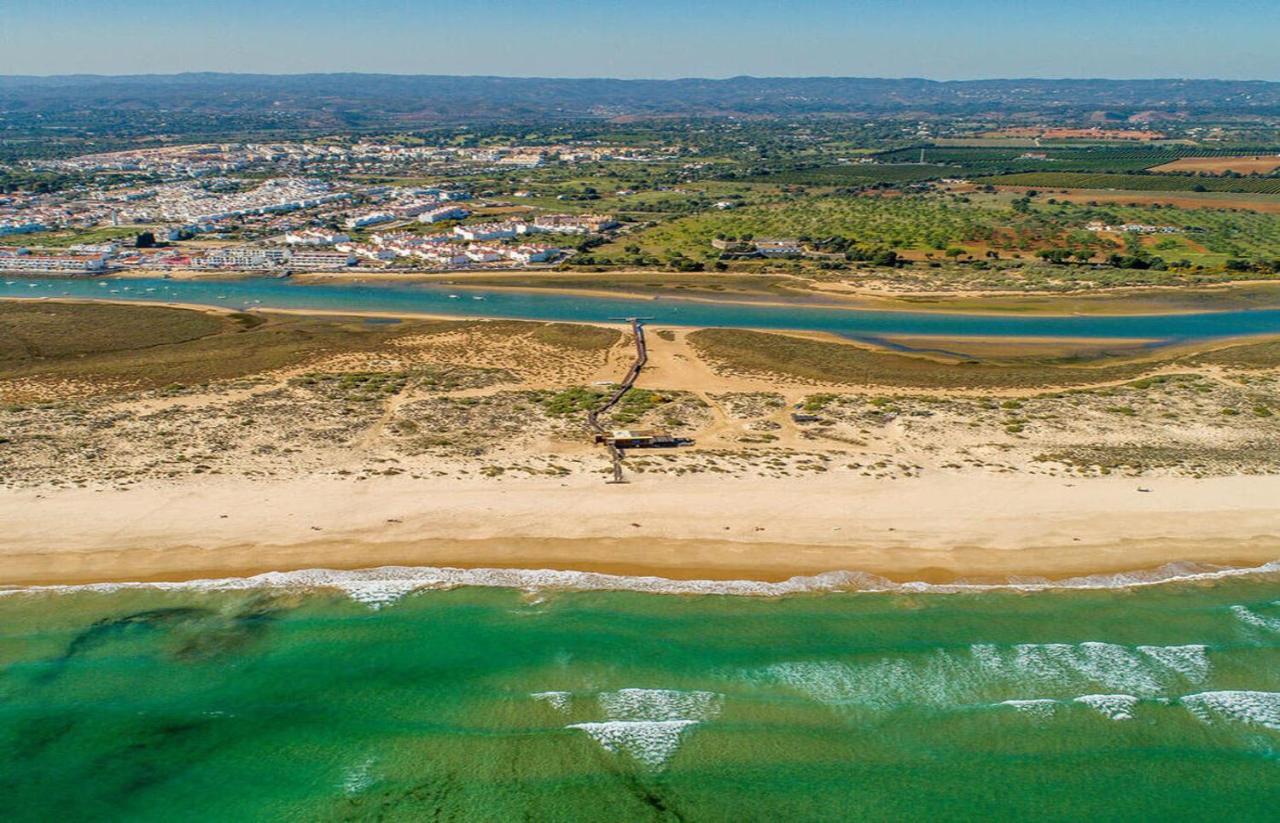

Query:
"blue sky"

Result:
[[4, 0, 1278, 79]]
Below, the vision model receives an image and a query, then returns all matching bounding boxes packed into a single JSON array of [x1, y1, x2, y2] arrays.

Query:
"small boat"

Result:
[[472, 295, 485, 300], [97, 282, 108, 287], [4, 281, 14, 285], [448, 294, 459, 299]]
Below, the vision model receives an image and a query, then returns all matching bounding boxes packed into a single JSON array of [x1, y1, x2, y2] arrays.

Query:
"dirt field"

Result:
[[1150, 155, 1280, 175]]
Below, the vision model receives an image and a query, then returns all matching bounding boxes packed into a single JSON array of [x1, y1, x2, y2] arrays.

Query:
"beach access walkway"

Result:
[[587, 318, 649, 483]]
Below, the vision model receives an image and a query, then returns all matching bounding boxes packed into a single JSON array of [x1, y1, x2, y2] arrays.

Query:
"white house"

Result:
[[454, 222, 519, 241], [418, 206, 470, 224], [344, 212, 396, 229], [285, 229, 350, 245]]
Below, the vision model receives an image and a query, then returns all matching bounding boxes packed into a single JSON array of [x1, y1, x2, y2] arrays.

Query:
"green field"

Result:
[[740, 147, 1280, 188], [13, 226, 146, 248], [597, 195, 1014, 258], [1025, 199, 1280, 262], [587, 188, 1280, 267], [877, 145, 1272, 172], [984, 172, 1280, 194], [740, 164, 962, 186]]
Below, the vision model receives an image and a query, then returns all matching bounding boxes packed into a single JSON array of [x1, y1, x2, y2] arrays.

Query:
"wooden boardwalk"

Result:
[[587, 318, 649, 483]]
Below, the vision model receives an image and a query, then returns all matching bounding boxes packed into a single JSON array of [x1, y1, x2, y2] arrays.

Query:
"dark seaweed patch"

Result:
[[37, 601, 282, 681]]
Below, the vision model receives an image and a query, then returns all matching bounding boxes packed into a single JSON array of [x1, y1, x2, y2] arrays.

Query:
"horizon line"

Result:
[[2, 72, 1277, 84]]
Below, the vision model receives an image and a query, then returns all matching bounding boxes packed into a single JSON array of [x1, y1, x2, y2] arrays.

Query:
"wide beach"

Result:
[[2, 471, 1278, 588]]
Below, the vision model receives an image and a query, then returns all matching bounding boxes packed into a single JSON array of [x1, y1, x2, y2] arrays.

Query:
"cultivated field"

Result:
[[992, 187, 1280, 214], [1150, 155, 1280, 175], [985, 172, 1280, 194], [591, 189, 1280, 268]]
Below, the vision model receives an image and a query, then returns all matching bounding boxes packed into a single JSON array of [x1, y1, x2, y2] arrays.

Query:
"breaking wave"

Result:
[[1, 559, 1276, 608], [748, 642, 1211, 709], [1231, 604, 1280, 633], [530, 691, 573, 713], [1000, 698, 1059, 719], [567, 721, 699, 769], [543, 688, 723, 769], [1182, 691, 1280, 731], [1074, 694, 1140, 721]]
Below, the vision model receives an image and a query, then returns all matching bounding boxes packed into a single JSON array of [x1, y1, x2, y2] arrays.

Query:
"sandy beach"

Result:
[[1, 471, 1277, 587]]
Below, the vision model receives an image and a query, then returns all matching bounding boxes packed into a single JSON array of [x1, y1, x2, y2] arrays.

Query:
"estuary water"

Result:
[[6, 274, 1280, 341], [0, 570, 1277, 820]]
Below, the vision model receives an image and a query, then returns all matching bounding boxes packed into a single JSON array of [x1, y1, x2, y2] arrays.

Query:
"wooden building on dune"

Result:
[[594, 429, 679, 449]]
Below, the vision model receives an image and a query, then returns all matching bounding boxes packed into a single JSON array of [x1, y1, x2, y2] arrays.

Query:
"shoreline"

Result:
[[2, 472, 1276, 590], [5, 558, 1278, 598]]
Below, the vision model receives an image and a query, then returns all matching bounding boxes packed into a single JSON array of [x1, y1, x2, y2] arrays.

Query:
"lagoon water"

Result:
[[6, 275, 1280, 341], [1, 572, 1277, 820]]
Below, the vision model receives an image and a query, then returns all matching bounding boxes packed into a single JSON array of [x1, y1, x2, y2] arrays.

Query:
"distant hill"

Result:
[[2, 74, 1279, 132]]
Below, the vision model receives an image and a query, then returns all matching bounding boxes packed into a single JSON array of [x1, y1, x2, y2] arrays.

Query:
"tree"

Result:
[[871, 249, 899, 268], [1036, 248, 1072, 264], [135, 231, 156, 249]]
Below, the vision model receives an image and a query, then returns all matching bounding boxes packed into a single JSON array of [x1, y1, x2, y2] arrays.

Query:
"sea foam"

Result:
[[753, 642, 1211, 710], [531, 691, 573, 714], [339, 757, 376, 796], [1182, 691, 1280, 731], [554, 688, 723, 769], [567, 720, 699, 769], [1231, 604, 1280, 634], [1000, 698, 1060, 719], [1074, 694, 1140, 721], [597, 688, 723, 723], [1, 559, 1276, 608]]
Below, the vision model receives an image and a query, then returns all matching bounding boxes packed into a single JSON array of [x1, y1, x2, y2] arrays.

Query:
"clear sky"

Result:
[[3, 0, 1278, 80]]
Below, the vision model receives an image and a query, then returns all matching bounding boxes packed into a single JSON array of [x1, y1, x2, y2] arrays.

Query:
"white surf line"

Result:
[[1, 560, 1277, 604]]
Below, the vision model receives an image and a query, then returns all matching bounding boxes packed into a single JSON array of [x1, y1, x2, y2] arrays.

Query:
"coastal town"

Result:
[[0, 136, 667, 275], [0, 173, 629, 274]]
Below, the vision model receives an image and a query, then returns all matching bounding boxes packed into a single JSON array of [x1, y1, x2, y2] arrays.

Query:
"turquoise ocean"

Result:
[[1, 565, 1277, 820]]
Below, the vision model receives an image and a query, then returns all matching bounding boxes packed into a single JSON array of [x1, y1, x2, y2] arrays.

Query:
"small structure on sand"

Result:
[[595, 429, 679, 449]]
